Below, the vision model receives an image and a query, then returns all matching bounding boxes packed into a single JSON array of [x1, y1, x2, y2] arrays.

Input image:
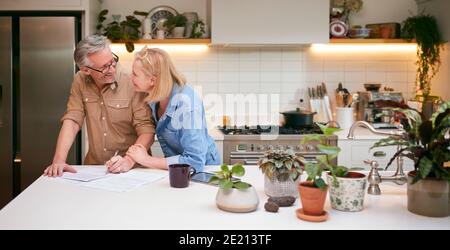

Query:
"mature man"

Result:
[[44, 35, 155, 176]]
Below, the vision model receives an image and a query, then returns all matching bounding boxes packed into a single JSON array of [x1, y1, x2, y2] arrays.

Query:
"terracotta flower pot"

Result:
[[407, 171, 449, 217], [298, 182, 328, 216]]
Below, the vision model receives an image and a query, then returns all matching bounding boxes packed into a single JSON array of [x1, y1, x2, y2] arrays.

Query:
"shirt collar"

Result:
[[149, 83, 183, 119]]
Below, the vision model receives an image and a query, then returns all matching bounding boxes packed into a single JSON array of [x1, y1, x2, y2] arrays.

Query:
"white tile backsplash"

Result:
[[261, 60, 282, 72], [114, 46, 417, 126]]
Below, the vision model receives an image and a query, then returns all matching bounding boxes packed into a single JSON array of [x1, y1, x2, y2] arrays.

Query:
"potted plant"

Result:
[[371, 101, 450, 217], [164, 14, 187, 38], [301, 124, 367, 215], [96, 9, 142, 52], [258, 150, 303, 198], [209, 164, 259, 213], [402, 13, 445, 118], [190, 20, 206, 38]]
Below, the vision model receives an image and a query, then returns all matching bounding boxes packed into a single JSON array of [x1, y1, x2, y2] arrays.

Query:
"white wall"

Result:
[[113, 45, 417, 127], [347, 0, 418, 26], [100, 0, 208, 23]]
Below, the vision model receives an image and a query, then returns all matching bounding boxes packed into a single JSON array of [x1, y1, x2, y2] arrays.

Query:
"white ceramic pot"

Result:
[[171, 27, 185, 38], [216, 186, 259, 213], [327, 172, 367, 212]]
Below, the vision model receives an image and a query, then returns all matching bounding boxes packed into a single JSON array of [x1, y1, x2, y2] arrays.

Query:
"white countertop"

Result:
[[208, 127, 224, 141], [0, 166, 448, 230]]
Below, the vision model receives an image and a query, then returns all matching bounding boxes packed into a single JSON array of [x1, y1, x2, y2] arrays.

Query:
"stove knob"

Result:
[[268, 145, 274, 150], [307, 145, 316, 152], [257, 145, 265, 151], [275, 145, 282, 150], [250, 144, 255, 151], [286, 146, 294, 151], [296, 145, 304, 151]]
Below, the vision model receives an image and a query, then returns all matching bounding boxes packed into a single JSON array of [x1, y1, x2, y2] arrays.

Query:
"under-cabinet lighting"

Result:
[[311, 43, 417, 53], [111, 44, 209, 53]]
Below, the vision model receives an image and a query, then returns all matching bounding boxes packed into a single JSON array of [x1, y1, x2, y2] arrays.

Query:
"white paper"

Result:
[[60, 165, 110, 182], [80, 170, 167, 192]]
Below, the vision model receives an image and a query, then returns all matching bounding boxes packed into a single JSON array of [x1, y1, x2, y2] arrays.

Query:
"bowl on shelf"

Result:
[[350, 28, 371, 38], [364, 83, 381, 92]]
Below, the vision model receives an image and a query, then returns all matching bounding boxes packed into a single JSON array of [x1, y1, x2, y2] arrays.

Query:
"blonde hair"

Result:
[[134, 47, 186, 102]]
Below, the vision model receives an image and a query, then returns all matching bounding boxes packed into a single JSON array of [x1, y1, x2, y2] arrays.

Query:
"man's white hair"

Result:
[[74, 35, 111, 67]]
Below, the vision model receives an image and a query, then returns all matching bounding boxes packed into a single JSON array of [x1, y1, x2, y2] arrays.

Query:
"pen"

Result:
[[106, 150, 119, 173]]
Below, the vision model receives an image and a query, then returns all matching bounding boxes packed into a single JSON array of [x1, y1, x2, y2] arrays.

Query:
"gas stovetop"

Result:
[[218, 124, 324, 135]]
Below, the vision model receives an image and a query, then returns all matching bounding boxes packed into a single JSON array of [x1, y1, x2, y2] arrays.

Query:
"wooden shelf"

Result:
[[115, 39, 211, 44], [330, 38, 413, 44]]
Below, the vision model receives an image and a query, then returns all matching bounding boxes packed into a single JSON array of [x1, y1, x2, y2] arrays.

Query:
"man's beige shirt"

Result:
[[61, 71, 155, 164]]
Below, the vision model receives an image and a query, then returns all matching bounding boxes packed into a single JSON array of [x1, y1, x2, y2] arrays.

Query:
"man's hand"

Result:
[[105, 155, 134, 173], [43, 163, 77, 177]]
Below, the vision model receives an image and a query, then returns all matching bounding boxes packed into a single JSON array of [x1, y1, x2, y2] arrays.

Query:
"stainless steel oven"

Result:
[[220, 126, 338, 166]]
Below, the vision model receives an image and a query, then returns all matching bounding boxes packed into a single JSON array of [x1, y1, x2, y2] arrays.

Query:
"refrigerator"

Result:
[[0, 13, 82, 208]]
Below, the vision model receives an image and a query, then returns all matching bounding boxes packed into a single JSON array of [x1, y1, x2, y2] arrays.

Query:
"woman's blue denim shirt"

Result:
[[149, 84, 220, 172]]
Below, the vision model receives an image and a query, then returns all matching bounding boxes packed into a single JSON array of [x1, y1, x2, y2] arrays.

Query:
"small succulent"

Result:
[[209, 164, 251, 191], [258, 149, 304, 182]]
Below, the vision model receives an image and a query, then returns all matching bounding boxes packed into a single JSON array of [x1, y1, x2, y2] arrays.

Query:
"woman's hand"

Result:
[[126, 144, 150, 166]]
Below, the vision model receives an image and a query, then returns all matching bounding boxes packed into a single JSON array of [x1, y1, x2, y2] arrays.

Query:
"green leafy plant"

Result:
[[96, 9, 142, 52], [301, 123, 348, 189], [258, 149, 303, 182], [371, 101, 450, 184], [402, 13, 445, 99], [209, 164, 251, 191], [164, 14, 187, 31], [190, 20, 205, 38]]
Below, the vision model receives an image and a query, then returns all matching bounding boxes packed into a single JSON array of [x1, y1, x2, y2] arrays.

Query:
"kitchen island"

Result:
[[0, 166, 448, 230]]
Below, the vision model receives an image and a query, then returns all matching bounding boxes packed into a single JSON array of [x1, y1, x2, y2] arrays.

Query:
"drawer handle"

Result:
[[373, 151, 386, 157]]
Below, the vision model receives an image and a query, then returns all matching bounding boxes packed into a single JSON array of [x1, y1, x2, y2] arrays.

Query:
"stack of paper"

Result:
[[56, 165, 167, 192]]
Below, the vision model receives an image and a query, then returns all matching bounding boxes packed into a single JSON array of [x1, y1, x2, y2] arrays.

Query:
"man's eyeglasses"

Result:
[[86, 53, 119, 74]]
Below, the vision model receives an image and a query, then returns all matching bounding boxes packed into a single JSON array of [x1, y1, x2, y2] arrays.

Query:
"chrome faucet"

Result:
[[347, 121, 407, 195], [347, 121, 405, 139]]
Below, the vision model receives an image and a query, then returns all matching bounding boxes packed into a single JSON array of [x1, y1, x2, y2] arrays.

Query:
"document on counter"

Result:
[[55, 165, 167, 192], [80, 170, 167, 192], [60, 165, 110, 182]]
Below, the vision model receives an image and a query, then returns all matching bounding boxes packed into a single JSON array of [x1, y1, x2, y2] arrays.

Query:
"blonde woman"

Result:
[[126, 47, 220, 172]]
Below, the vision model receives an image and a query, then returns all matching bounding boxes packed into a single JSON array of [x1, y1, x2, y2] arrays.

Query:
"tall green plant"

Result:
[[402, 13, 445, 99], [371, 101, 450, 184]]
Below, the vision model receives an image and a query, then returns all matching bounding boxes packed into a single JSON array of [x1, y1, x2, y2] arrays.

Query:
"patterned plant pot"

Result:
[[407, 172, 449, 217], [264, 173, 300, 198], [327, 172, 367, 212]]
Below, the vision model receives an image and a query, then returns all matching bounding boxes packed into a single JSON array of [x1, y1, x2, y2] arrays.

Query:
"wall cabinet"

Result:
[[211, 0, 329, 45]]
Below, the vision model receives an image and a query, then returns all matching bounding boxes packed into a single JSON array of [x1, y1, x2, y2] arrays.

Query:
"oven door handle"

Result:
[[244, 160, 259, 165]]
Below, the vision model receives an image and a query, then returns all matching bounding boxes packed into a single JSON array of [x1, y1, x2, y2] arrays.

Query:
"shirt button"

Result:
[[103, 148, 107, 152], [116, 104, 120, 108], [85, 98, 89, 102], [103, 133, 107, 137], [102, 117, 106, 120], [100, 102, 104, 105]]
